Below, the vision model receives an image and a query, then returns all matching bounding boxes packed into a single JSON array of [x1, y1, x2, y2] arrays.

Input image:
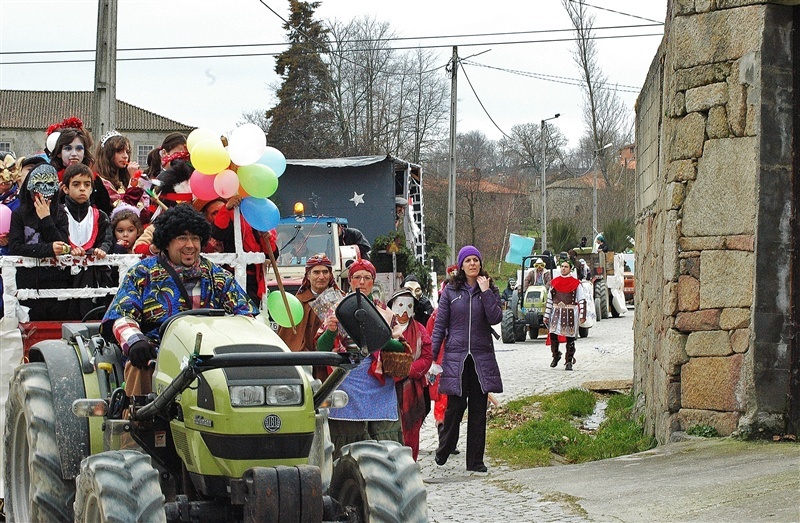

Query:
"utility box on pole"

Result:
[[93, 0, 117, 137]]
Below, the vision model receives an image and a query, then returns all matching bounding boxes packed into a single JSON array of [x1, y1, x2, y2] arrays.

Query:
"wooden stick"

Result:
[[264, 237, 297, 333]]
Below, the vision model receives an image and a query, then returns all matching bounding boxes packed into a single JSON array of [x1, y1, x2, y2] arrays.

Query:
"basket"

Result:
[[381, 350, 413, 379]]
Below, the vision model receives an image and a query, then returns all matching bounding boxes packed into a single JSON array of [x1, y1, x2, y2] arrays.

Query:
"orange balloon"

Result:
[[238, 183, 250, 198]]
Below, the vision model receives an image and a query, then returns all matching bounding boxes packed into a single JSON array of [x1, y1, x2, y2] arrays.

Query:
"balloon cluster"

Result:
[[186, 124, 287, 232]]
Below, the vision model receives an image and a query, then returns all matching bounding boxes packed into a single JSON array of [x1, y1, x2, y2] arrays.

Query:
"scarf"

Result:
[[550, 274, 581, 293]]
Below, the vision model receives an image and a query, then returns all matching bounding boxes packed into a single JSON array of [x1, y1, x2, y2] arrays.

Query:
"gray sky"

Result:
[[0, 0, 667, 150]]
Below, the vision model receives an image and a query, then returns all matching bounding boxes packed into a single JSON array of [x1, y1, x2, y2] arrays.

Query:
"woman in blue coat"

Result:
[[431, 245, 503, 472]]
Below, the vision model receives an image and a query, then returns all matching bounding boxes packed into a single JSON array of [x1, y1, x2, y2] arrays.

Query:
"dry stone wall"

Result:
[[634, 1, 796, 443]]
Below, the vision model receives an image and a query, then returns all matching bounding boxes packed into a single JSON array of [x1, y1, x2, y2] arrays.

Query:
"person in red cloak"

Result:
[[543, 259, 587, 370]]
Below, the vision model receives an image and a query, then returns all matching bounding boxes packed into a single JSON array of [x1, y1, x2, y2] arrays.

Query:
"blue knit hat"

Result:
[[457, 245, 482, 269]]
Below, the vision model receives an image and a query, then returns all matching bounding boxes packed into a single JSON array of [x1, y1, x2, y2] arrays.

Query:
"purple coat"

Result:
[[431, 281, 503, 396]]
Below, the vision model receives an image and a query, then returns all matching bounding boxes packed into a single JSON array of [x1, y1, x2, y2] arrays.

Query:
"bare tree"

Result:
[[325, 16, 448, 160], [238, 109, 270, 132], [562, 0, 631, 186]]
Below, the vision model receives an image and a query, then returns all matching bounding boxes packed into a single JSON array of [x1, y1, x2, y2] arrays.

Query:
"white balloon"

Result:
[[227, 123, 267, 166], [46, 131, 61, 153]]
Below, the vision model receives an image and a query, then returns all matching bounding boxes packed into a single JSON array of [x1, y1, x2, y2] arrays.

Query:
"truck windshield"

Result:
[[275, 222, 334, 266]]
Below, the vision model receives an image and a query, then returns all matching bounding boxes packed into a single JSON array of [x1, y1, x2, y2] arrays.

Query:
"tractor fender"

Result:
[[28, 340, 90, 480]]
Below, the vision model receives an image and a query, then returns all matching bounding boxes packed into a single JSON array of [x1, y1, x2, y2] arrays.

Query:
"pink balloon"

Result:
[[189, 170, 219, 200], [214, 169, 240, 198], [0, 204, 11, 235]]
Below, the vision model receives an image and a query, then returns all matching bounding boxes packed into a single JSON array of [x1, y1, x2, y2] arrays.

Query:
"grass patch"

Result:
[[487, 389, 656, 469]]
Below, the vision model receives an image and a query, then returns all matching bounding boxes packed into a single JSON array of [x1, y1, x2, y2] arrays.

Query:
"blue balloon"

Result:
[[256, 146, 287, 177], [240, 197, 280, 231]]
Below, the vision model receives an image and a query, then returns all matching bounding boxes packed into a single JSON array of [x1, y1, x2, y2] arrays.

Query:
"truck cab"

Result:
[[267, 211, 360, 296]]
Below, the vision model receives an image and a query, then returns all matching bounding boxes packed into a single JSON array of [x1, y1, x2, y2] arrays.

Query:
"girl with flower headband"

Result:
[[47, 117, 94, 178]]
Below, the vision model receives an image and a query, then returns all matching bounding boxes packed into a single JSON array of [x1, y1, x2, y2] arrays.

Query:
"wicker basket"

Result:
[[381, 350, 413, 379]]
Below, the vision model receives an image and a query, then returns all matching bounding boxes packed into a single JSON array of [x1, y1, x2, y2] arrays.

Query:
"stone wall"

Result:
[[634, 0, 797, 444]]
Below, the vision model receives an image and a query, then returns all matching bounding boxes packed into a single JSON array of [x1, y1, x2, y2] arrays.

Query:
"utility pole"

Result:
[[540, 114, 559, 253], [93, 0, 118, 137], [447, 46, 458, 265]]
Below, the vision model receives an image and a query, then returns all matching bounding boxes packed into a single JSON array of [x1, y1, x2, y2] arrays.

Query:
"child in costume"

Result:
[[109, 207, 143, 255], [94, 131, 147, 216], [60, 163, 114, 320], [7, 164, 71, 321], [389, 287, 432, 461]]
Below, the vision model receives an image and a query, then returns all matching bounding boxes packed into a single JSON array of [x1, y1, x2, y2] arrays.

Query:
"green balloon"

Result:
[[238, 163, 278, 199], [267, 291, 304, 328]]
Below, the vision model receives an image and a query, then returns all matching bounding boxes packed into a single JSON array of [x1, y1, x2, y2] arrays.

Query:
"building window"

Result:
[[137, 145, 154, 166], [0, 141, 12, 153]]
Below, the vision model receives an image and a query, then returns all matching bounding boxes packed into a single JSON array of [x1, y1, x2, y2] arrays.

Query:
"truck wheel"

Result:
[[595, 280, 609, 319], [501, 310, 516, 344], [526, 311, 539, 340], [578, 327, 590, 338], [330, 440, 427, 523], [73, 451, 165, 523], [4, 363, 75, 523]]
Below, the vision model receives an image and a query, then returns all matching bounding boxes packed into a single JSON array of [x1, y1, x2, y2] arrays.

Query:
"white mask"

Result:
[[391, 295, 415, 326]]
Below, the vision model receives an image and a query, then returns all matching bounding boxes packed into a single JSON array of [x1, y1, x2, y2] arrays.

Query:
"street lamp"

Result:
[[592, 142, 613, 237], [540, 113, 560, 252]]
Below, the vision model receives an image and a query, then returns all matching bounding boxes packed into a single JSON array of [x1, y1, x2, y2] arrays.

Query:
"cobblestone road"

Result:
[[419, 308, 635, 522]]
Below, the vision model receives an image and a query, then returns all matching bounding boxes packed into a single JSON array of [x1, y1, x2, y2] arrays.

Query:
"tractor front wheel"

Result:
[[526, 311, 540, 340], [330, 440, 427, 523], [578, 327, 590, 338], [4, 363, 75, 523], [500, 310, 516, 344], [73, 451, 165, 523]]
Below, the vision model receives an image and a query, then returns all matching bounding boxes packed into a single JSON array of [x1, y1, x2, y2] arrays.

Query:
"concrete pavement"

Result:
[[419, 309, 800, 522]]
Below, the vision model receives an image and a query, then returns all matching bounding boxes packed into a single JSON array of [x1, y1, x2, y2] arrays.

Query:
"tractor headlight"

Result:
[[229, 385, 266, 407], [266, 384, 303, 406]]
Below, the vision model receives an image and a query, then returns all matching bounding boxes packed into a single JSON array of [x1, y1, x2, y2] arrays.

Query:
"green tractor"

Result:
[[500, 255, 554, 343], [4, 299, 427, 521]]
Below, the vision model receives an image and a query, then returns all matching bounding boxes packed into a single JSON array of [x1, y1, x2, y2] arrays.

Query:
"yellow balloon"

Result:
[[191, 139, 231, 175], [187, 128, 218, 154]]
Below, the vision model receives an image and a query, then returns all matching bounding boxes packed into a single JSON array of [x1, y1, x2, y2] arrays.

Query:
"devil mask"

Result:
[[27, 164, 59, 199]]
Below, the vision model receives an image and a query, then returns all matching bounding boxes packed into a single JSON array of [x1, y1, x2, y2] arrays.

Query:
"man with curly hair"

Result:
[[102, 204, 257, 395]]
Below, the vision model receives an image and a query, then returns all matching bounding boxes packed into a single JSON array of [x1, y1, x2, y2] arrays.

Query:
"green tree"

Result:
[[548, 219, 580, 253], [601, 218, 634, 252], [266, 0, 336, 158]]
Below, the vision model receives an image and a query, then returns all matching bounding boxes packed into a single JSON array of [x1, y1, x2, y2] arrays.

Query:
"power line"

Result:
[[0, 23, 664, 57], [0, 32, 662, 66], [457, 61, 513, 141], [462, 60, 641, 93], [569, 0, 664, 25]]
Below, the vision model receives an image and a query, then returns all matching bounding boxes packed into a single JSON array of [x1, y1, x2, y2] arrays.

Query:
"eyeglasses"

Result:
[[174, 234, 202, 244], [351, 274, 373, 282]]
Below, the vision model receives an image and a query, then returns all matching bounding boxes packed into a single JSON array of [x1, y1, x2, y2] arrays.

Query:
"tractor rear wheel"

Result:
[[73, 451, 165, 523], [500, 310, 516, 344], [4, 363, 75, 523], [330, 440, 426, 523]]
